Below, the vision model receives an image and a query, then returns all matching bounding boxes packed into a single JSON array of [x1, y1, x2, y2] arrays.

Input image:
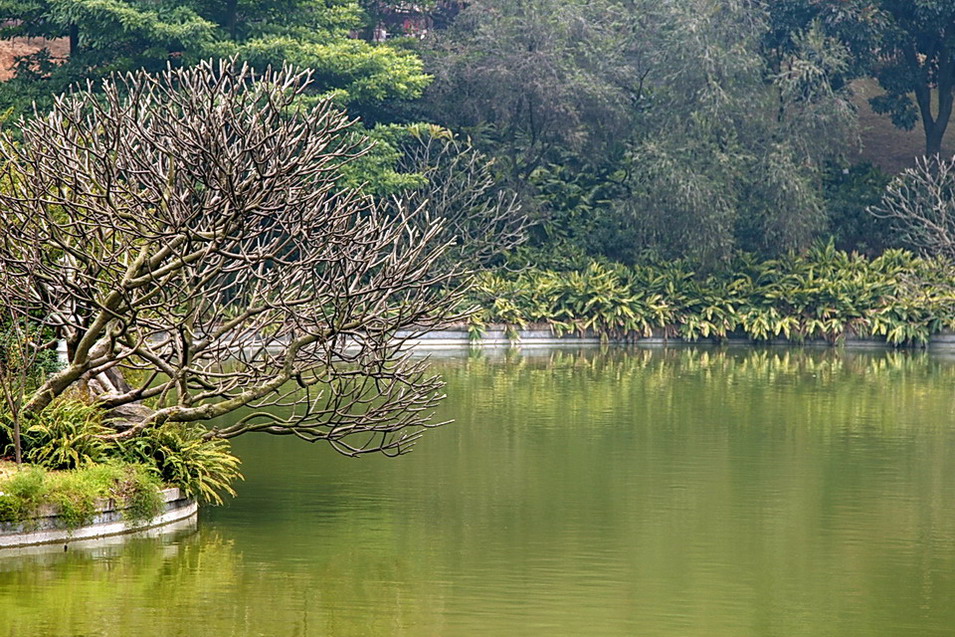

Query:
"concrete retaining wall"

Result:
[[395, 325, 955, 349], [0, 487, 197, 549]]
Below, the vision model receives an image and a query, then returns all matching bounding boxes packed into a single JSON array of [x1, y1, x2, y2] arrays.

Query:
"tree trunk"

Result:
[[13, 416, 21, 465], [69, 24, 79, 57], [226, 0, 239, 41], [924, 40, 954, 158], [926, 121, 945, 158]]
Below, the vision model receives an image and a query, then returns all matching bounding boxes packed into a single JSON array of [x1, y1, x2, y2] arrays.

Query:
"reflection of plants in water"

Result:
[[0, 521, 454, 637], [431, 347, 955, 569], [435, 347, 955, 435], [2, 348, 955, 636], [0, 531, 238, 635]]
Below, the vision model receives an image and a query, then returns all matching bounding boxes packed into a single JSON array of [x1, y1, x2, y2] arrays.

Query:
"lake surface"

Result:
[[2, 347, 955, 636]]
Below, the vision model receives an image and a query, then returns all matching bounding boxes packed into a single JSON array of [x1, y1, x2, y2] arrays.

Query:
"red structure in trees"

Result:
[[363, 1, 466, 41]]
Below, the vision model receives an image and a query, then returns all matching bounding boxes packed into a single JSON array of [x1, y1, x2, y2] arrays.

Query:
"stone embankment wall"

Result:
[[0, 488, 196, 549], [396, 325, 955, 349]]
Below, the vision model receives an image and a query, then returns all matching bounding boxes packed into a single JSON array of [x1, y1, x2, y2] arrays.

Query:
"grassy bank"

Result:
[[0, 460, 165, 529], [0, 399, 242, 527]]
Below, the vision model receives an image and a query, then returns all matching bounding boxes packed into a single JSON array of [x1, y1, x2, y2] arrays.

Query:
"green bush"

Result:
[[823, 163, 896, 256], [115, 464, 167, 524], [10, 399, 109, 470], [116, 426, 242, 505], [467, 244, 955, 347], [2, 398, 242, 509], [0, 466, 46, 523], [0, 461, 165, 529]]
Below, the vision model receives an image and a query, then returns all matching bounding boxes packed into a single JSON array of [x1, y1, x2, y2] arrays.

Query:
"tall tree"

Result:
[[768, 0, 955, 157], [866, 1, 955, 157], [0, 61, 519, 455], [420, 0, 856, 263], [619, 1, 856, 262], [0, 0, 430, 116], [422, 0, 646, 182]]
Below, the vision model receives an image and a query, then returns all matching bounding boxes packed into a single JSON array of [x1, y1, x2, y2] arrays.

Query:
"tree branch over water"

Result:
[[0, 60, 521, 456]]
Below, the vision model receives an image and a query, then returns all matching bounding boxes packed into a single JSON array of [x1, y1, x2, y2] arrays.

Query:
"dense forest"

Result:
[[0, 0, 954, 335], [0, 1, 953, 263]]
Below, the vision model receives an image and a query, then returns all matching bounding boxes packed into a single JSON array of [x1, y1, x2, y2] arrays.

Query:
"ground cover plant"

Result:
[[468, 244, 955, 347], [0, 459, 165, 529], [0, 397, 242, 511]]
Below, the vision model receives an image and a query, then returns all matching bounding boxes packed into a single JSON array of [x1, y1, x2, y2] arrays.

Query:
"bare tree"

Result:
[[0, 60, 514, 456], [869, 156, 955, 260], [0, 299, 59, 464], [390, 127, 526, 270]]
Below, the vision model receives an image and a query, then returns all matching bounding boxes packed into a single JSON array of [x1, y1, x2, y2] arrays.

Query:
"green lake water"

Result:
[[3, 346, 955, 636]]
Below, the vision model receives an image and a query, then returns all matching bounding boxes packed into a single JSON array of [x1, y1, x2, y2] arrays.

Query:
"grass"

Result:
[[1, 397, 243, 506], [0, 460, 165, 529]]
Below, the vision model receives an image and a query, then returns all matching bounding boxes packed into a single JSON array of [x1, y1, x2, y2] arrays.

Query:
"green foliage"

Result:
[[769, 0, 955, 156], [469, 245, 955, 347], [864, 1, 955, 155], [615, 2, 855, 262], [0, 461, 164, 528], [0, 398, 242, 505], [422, 0, 857, 263], [0, 465, 45, 523], [10, 399, 109, 470], [338, 123, 430, 196], [0, 316, 60, 380], [526, 153, 632, 264], [230, 35, 429, 107], [116, 426, 243, 505], [470, 262, 674, 341], [104, 463, 166, 523], [421, 0, 640, 178], [823, 163, 896, 256], [0, 0, 430, 117]]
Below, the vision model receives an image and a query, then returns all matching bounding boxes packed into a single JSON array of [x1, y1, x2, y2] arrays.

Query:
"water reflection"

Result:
[[2, 347, 955, 636]]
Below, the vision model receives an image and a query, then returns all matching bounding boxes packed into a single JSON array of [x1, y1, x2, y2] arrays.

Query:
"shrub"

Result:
[[15, 399, 109, 470], [823, 163, 895, 256], [116, 426, 242, 505], [0, 461, 165, 529], [0, 466, 46, 523], [18, 407, 243, 506], [467, 245, 955, 347]]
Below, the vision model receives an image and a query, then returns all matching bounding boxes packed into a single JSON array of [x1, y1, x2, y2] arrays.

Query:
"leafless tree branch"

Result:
[[869, 155, 955, 259], [0, 60, 520, 456]]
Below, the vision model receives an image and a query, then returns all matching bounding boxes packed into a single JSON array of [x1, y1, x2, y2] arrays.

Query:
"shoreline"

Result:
[[0, 487, 197, 549], [395, 325, 955, 350]]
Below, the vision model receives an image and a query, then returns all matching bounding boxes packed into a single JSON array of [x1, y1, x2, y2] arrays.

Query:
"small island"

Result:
[[0, 458, 195, 549]]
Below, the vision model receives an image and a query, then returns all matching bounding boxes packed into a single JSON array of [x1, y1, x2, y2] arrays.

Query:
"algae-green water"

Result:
[[3, 347, 955, 636]]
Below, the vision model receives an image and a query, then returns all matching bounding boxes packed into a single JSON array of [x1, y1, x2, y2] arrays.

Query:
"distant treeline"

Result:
[[1, 1, 953, 266]]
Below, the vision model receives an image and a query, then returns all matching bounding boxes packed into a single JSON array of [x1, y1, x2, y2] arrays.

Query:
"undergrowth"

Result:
[[0, 461, 165, 529], [0, 400, 243, 512], [470, 244, 955, 346]]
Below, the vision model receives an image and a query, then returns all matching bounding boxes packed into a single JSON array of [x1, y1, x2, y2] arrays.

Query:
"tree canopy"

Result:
[[0, 0, 939, 269], [0, 0, 430, 116], [769, 0, 955, 157], [0, 61, 521, 456], [421, 0, 857, 263]]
